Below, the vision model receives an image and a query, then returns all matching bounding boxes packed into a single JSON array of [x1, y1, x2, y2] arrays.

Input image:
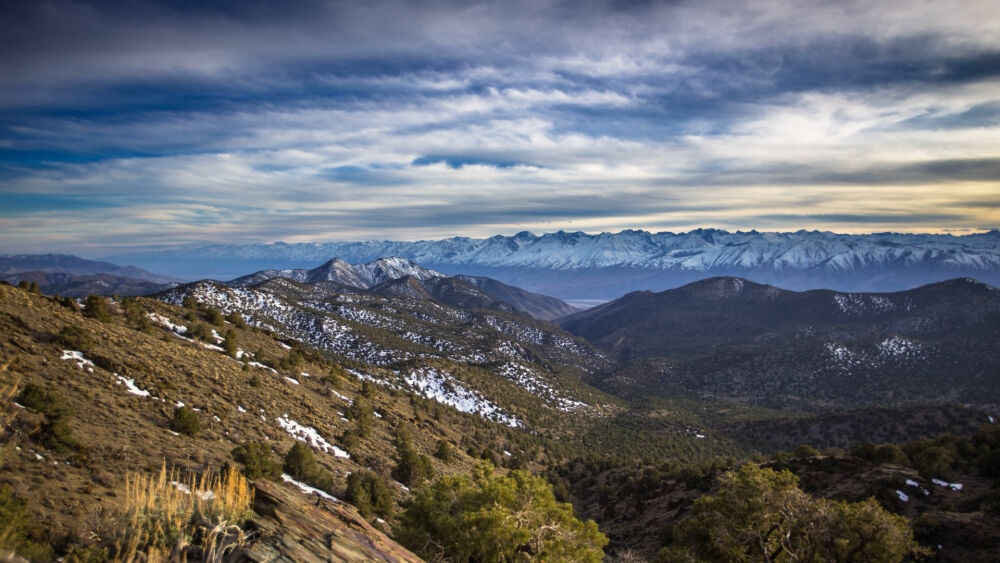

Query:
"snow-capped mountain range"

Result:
[[106, 229, 1000, 300]]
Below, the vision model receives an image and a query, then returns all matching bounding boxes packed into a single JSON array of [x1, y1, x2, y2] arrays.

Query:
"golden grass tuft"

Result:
[[113, 462, 254, 562]]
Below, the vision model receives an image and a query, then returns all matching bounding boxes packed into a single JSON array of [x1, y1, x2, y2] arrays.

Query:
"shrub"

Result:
[[283, 443, 334, 493], [394, 447, 434, 488], [0, 483, 54, 561], [340, 430, 360, 453], [222, 333, 239, 357], [231, 441, 281, 481], [187, 321, 214, 342], [793, 444, 819, 458], [17, 280, 40, 294], [83, 295, 112, 323], [54, 325, 94, 353], [323, 364, 346, 387], [345, 470, 393, 520], [278, 350, 303, 371], [205, 307, 225, 326], [392, 423, 433, 487], [17, 384, 80, 452], [668, 464, 925, 563], [397, 462, 607, 562], [170, 406, 201, 436], [434, 439, 454, 463], [348, 396, 374, 438], [225, 312, 246, 328]]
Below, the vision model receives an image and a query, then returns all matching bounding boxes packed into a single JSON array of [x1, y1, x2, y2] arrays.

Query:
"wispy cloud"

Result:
[[1, 0, 998, 254]]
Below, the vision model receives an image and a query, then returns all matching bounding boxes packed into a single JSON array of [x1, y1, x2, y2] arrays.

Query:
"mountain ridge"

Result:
[[559, 276, 1000, 410], [0, 253, 179, 284], [103, 229, 1000, 298], [229, 257, 576, 321]]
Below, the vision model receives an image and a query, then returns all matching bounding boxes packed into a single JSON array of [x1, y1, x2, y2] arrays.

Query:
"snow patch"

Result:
[[147, 313, 187, 334], [276, 415, 350, 458], [931, 479, 963, 491], [115, 376, 150, 397], [281, 474, 337, 501], [60, 350, 94, 371]]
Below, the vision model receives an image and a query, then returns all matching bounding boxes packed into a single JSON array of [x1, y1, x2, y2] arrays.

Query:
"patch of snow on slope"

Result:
[[404, 367, 520, 427], [931, 478, 963, 491], [115, 376, 151, 397], [877, 336, 923, 359], [147, 313, 187, 334], [276, 415, 349, 458], [833, 294, 896, 316], [60, 350, 94, 371], [281, 474, 337, 501], [496, 362, 589, 411]]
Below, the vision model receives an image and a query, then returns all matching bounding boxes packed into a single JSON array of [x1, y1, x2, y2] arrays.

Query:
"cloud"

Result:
[[1, 0, 999, 253]]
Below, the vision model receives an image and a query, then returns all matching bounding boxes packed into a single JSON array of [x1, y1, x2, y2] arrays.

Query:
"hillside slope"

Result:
[[561, 277, 1000, 410], [0, 282, 564, 559]]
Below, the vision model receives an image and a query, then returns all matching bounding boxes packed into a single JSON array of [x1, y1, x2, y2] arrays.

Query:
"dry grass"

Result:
[[0, 359, 20, 457], [112, 462, 254, 562], [0, 364, 24, 559]]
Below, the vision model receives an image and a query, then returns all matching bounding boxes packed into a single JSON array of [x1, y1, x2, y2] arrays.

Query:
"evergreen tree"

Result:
[[83, 295, 112, 322], [348, 395, 375, 438], [397, 462, 607, 562], [345, 470, 393, 519], [665, 464, 924, 563]]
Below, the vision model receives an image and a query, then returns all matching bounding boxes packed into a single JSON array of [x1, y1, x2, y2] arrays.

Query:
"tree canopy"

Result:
[[662, 464, 924, 563], [397, 462, 607, 562]]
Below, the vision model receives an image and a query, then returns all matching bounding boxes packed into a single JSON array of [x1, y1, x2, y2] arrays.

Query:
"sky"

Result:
[[1, 0, 999, 256]]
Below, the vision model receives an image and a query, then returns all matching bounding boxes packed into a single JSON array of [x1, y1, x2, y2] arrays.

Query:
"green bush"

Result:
[[397, 462, 607, 562], [225, 311, 246, 328], [348, 396, 374, 438], [434, 439, 454, 463], [793, 444, 819, 458], [205, 307, 225, 326], [83, 295, 112, 323], [169, 406, 201, 436], [323, 364, 346, 387], [394, 447, 434, 488], [278, 350, 303, 371], [17, 384, 80, 452], [231, 441, 281, 481], [0, 484, 54, 561], [283, 443, 334, 493], [17, 280, 40, 294], [187, 321, 214, 342], [54, 325, 94, 353], [345, 470, 393, 519], [668, 464, 924, 562], [222, 333, 239, 357]]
